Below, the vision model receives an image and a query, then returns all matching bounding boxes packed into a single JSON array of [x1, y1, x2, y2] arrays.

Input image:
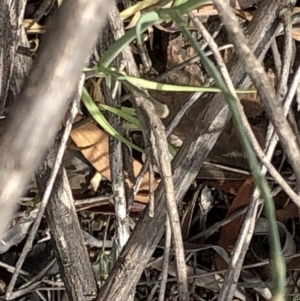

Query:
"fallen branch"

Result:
[[0, 0, 112, 240]]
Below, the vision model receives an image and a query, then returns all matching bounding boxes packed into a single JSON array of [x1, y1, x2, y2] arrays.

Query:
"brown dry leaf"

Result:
[[70, 122, 158, 203], [287, 256, 300, 271], [215, 176, 255, 270], [275, 202, 299, 222], [206, 179, 245, 195]]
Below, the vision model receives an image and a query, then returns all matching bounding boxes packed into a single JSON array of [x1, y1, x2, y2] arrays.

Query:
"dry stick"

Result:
[[19, 259, 56, 290], [0, 261, 30, 278], [283, 64, 300, 131], [270, 41, 284, 145], [271, 40, 282, 78], [136, 102, 189, 300], [181, 184, 202, 241], [148, 162, 155, 217], [264, 5, 294, 159], [132, 160, 149, 197], [213, 0, 300, 186], [107, 4, 188, 299], [266, 63, 300, 199], [101, 33, 129, 259], [0, 0, 112, 241], [270, 12, 299, 192], [97, 2, 287, 300], [108, 111, 130, 260], [277, 7, 293, 100], [4, 0, 32, 107], [5, 78, 83, 298], [297, 83, 300, 111], [211, 1, 296, 301], [158, 216, 171, 301], [277, 9, 298, 173], [9, 260, 56, 300], [188, 207, 248, 242], [9, 282, 44, 300], [148, 284, 160, 301], [272, 10, 300, 100], [189, 14, 300, 207], [255, 11, 298, 209], [252, 9, 296, 219], [0, 0, 28, 113]]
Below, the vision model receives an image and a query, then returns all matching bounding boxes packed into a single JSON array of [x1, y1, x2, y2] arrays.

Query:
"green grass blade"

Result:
[[82, 87, 144, 153]]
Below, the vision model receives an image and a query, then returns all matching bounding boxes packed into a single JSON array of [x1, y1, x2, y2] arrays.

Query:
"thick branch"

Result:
[[0, 0, 112, 240]]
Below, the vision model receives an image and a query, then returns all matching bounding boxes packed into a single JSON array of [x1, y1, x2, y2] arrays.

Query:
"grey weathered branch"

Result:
[[0, 0, 112, 240], [0, 0, 28, 113]]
